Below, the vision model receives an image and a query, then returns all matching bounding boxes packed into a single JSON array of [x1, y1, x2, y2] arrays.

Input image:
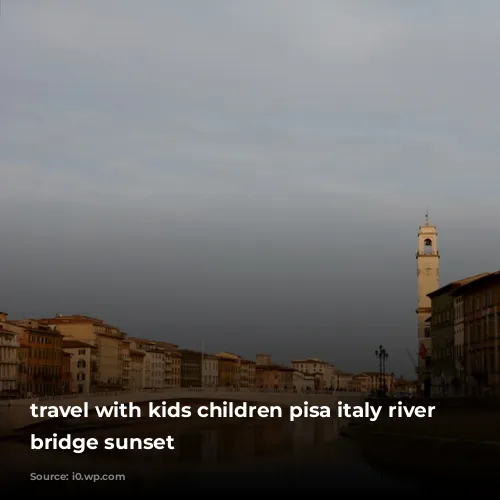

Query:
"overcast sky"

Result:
[[2, 1, 500, 377]]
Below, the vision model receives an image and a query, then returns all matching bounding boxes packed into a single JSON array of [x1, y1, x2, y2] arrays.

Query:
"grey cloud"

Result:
[[2, 1, 500, 376]]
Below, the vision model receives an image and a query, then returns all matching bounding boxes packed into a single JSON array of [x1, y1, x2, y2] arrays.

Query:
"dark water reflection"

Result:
[[0, 412, 500, 499], [1, 391, 498, 491], [2, 416, 420, 492]]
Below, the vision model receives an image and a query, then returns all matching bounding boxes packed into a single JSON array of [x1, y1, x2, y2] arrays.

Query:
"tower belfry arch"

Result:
[[416, 213, 440, 391]]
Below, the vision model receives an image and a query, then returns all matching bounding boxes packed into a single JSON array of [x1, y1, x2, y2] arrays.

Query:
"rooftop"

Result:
[[451, 270, 500, 296], [127, 337, 178, 350], [256, 364, 295, 372], [216, 352, 241, 359], [62, 340, 94, 349], [428, 272, 489, 299], [130, 349, 146, 357], [37, 315, 120, 331], [291, 357, 330, 364]]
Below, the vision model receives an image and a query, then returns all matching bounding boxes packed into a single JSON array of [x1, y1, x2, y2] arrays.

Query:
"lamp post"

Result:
[[375, 345, 389, 396]]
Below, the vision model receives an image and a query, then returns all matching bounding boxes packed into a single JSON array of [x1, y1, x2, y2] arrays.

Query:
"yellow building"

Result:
[[38, 314, 125, 390], [256, 364, 294, 389], [167, 350, 181, 388], [240, 359, 256, 388], [203, 354, 219, 387], [348, 374, 368, 392], [121, 339, 146, 391], [130, 347, 146, 390], [216, 352, 241, 387], [13, 319, 65, 396]]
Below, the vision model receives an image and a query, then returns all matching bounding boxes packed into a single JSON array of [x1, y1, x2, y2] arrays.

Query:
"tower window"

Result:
[[423, 239, 432, 255]]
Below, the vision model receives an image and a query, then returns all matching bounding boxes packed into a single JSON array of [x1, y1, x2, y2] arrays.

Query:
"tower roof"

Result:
[[419, 212, 437, 232]]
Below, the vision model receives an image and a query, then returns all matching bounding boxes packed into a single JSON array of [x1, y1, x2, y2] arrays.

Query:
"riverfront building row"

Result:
[[0, 312, 415, 398]]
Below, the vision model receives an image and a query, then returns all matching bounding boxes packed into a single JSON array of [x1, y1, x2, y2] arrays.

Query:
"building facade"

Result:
[[240, 359, 255, 388], [203, 354, 219, 387], [333, 370, 353, 391], [166, 350, 181, 388], [0, 312, 20, 397], [416, 215, 440, 393], [292, 370, 315, 392], [453, 294, 466, 394], [179, 349, 203, 387], [129, 346, 145, 390], [16, 320, 64, 396], [349, 372, 394, 393], [121, 339, 147, 391], [452, 272, 500, 395], [143, 348, 166, 389], [18, 342, 29, 397], [63, 339, 96, 393], [38, 315, 125, 390], [128, 338, 179, 389], [216, 352, 241, 387], [62, 352, 72, 393], [428, 274, 487, 397], [256, 364, 294, 389], [290, 358, 335, 389], [428, 283, 456, 397]]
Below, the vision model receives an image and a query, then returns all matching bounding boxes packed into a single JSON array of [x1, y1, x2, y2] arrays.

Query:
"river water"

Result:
[[0, 412, 426, 494], [0, 412, 500, 499], [0, 398, 500, 492]]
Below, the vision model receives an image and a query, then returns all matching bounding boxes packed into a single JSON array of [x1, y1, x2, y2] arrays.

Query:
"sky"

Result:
[[2, 1, 500, 378]]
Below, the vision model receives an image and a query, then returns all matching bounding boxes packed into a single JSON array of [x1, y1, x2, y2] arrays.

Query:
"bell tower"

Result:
[[416, 213, 439, 388]]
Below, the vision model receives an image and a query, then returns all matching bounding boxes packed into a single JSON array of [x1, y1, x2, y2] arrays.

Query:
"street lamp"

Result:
[[375, 345, 389, 395]]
